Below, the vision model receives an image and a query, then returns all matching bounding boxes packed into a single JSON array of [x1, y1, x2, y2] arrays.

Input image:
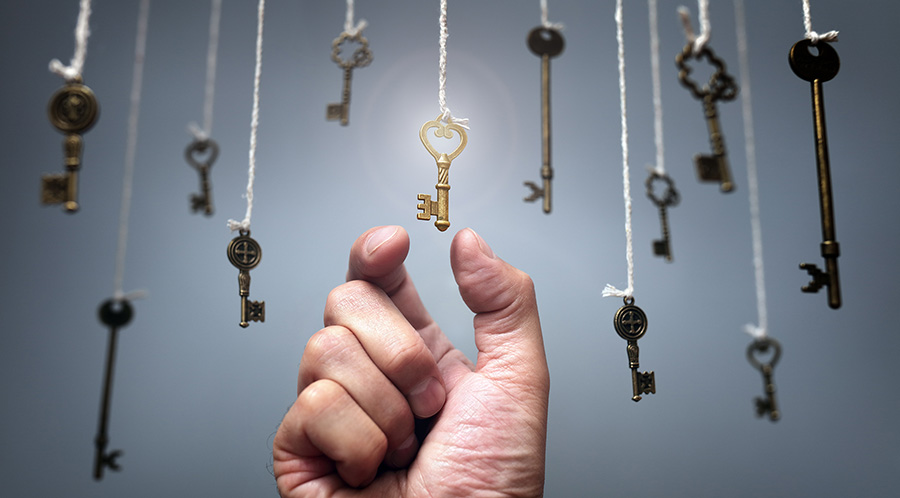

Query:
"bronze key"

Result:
[[326, 31, 372, 126], [417, 115, 467, 232], [185, 138, 218, 216], [227, 230, 265, 327], [646, 171, 679, 262], [43, 80, 99, 212], [747, 336, 781, 422], [789, 39, 841, 309], [613, 298, 656, 402], [94, 298, 133, 480]]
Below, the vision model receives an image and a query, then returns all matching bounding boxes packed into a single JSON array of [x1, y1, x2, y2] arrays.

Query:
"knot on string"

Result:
[[343, 18, 368, 37], [113, 289, 150, 302], [677, 3, 710, 55], [540, 0, 564, 30], [187, 122, 209, 142], [806, 30, 839, 45], [48, 59, 82, 82], [439, 109, 469, 129], [601, 284, 633, 300], [743, 323, 767, 340], [227, 219, 251, 232]]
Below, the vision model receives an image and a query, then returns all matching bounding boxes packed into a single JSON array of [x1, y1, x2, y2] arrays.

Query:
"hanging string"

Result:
[[802, 0, 838, 44], [343, 0, 367, 36], [189, 0, 223, 141], [648, 0, 664, 175], [113, 0, 151, 301], [227, 0, 266, 233], [49, 0, 93, 82], [677, 0, 710, 54], [539, 0, 564, 30], [437, 0, 468, 128], [603, 0, 634, 300]]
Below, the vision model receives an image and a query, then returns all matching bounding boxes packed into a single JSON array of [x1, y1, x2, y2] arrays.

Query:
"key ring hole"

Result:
[[645, 171, 680, 207], [746, 337, 782, 370], [185, 138, 219, 170], [623, 296, 634, 306]]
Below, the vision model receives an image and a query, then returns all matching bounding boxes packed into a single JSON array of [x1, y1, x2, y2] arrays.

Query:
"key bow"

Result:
[[676, 43, 738, 102], [185, 138, 219, 171], [331, 31, 373, 70], [420, 115, 468, 164]]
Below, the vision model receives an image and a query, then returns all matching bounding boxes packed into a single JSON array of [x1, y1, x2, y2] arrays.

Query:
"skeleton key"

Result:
[[227, 230, 265, 328], [747, 336, 781, 422], [185, 138, 218, 216], [789, 39, 842, 309], [675, 43, 738, 193], [326, 31, 373, 126], [42, 79, 99, 212], [613, 298, 656, 402], [95, 298, 133, 480], [523, 26, 564, 213], [645, 171, 680, 262], [417, 115, 468, 232]]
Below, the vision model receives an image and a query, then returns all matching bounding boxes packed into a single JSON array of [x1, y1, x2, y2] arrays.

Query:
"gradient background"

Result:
[[2, 1, 898, 496]]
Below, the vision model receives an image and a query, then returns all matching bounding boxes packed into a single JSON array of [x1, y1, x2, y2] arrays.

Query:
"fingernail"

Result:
[[467, 228, 495, 259], [408, 377, 445, 418], [388, 433, 418, 468], [365, 226, 399, 255]]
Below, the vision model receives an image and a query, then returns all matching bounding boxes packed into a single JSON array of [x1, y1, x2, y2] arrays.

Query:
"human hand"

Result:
[[273, 226, 549, 497]]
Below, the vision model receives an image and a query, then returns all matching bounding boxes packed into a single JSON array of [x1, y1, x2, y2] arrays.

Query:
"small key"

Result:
[[613, 298, 656, 402], [676, 43, 738, 193], [523, 26, 564, 214], [789, 39, 842, 309], [747, 336, 782, 422], [645, 171, 679, 262], [95, 298, 133, 480], [185, 138, 218, 216], [227, 230, 265, 328], [326, 31, 372, 126], [43, 80, 99, 212], [417, 114, 468, 232]]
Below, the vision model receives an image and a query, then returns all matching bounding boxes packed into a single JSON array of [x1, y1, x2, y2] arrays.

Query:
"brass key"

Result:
[[95, 298, 133, 480], [676, 43, 738, 193], [523, 26, 564, 213], [417, 115, 468, 232], [227, 230, 265, 328], [747, 336, 781, 422], [326, 31, 372, 126], [43, 79, 99, 212], [789, 39, 841, 309], [613, 298, 656, 402], [185, 138, 218, 216], [645, 171, 679, 262]]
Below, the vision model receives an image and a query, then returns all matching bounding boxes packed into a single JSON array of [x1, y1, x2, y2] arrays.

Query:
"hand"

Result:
[[273, 226, 549, 497]]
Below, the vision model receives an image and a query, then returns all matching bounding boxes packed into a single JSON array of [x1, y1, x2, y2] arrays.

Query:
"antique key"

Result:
[[95, 298, 133, 480], [522, 26, 564, 213], [185, 138, 218, 216], [645, 171, 679, 262], [789, 39, 842, 309], [326, 31, 373, 126], [417, 114, 468, 232], [43, 79, 99, 212], [676, 43, 738, 193], [613, 298, 656, 402], [227, 230, 265, 328], [747, 336, 781, 421]]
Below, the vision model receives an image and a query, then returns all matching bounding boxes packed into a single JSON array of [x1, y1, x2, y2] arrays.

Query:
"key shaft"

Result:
[[697, 95, 734, 192]]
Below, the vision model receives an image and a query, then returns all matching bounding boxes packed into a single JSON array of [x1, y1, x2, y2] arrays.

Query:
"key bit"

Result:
[[747, 337, 781, 422], [326, 31, 372, 126], [417, 114, 467, 232], [95, 298, 133, 480], [43, 80, 99, 212], [227, 231, 265, 327], [613, 298, 656, 402], [185, 138, 218, 216]]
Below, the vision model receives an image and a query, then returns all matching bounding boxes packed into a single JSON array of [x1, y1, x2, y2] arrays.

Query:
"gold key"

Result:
[[43, 79, 99, 212], [227, 230, 265, 328], [326, 31, 372, 126], [613, 298, 656, 402], [185, 138, 218, 216], [417, 114, 467, 232]]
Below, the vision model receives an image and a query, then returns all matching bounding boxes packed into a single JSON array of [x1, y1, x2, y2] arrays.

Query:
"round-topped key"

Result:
[[227, 231, 262, 271], [527, 26, 564, 58], [614, 298, 648, 341], [48, 82, 99, 134], [789, 39, 840, 83], [98, 299, 133, 328]]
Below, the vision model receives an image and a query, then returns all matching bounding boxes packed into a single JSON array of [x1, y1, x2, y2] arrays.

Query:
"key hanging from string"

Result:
[[604, 0, 656, 403], [416, 0, 469, 232], [226, 0, 266, 328], [326, 0, 372, 126], [42, 0, 98, 213]]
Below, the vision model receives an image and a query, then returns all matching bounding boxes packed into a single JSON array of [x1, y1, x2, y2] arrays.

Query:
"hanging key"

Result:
[[326, 31, 372, 126], [42, 79, 99, 212], [676, 43, 738, 193], [613, 298, 656, 402], [94, 298, 133, 480], [185, 138, 218, 216], [522, 26, 564, 213], [645, 171, 679, 262], [789, 39, 842, 309], [417, 114, 468, 232], [747, 336, 781, 422], [227, 230, 265, 328]]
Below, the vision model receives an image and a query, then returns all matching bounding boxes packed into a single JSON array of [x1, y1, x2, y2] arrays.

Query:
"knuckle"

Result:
[[381, 338, 431, 382], [297, 379, 345, 418], [304, 326, 354, 363]]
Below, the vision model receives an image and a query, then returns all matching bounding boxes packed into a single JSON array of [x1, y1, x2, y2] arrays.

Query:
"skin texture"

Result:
[[273, 226, 550, 497]]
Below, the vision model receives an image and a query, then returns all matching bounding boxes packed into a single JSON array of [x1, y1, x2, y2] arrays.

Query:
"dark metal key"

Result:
[[95, 298, 133, 480], [613, 298, 656, 402], [185, 138, 218, 216], [646, 171, 679, 262], [747, 336, 781, 422], [43, 80, 99, 213], [227, 230, 265, 327]]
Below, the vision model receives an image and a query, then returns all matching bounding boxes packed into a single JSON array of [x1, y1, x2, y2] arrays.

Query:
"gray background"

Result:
[[2, 1, 898, 496]]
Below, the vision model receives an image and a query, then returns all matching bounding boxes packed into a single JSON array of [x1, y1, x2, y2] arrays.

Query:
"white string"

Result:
[[539, 0, 564, 30], [343, 0, 368, 36], [113, 0, 151, 300], [677, 0, 710, 54], [438, 0, 469, 128], [189, 0, 223, 141], [603, 0, 634, 300], [648, 0, 664, 175], [49, 0, 92, 82], [802, 0, 838, 44], [227, 0, 265, 233]]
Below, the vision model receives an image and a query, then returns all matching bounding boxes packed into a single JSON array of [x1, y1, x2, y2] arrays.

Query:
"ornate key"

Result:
[[326, 31, 372, 126], [227, 230, 265, 327], [747, 336, 781, 421], [645, 171, 679, 262], [95, 298, 133, 480], [789, 39, 842, 309], [676, 43, 738, 193], [185, 138, 218, 216], [523, 26, 564, 213], [613, 298, 656, 402], [417, 115, 468, 232], [43, 79, 99, 212]]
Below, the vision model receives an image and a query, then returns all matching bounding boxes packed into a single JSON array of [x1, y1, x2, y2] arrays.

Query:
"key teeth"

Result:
[[800, 262, 828, 293], [523, 181, 544, 202], [326, 103, 343, 121], [416, 194, 432, 220]]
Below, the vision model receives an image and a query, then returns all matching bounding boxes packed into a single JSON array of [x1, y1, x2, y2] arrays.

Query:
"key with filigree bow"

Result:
[[42, 79, 99, 212], [326, 31, 372, 126], [613, 298, 656, 402], [227, 231, 265, 327], [676, 43, 738, 193], [646, 171, 679, 261], [790, 39, 842, 309], [747, 336, 781, 421], [522, 26, 564, 213], [185, 138, 218, 216], [94, 298, 133, 480], [417, 115, 468, 232]]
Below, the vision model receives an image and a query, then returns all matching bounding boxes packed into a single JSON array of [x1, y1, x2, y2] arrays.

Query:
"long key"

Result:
[[789, 39, 841, 309], [185, 138, 218, 216], [613, 298, 656, 402], [95, 298, 133, 480], [227, 231, 265, 327], [676, 43, 738, 193], [523, 26, 564, 213], [417, 115, 468, 232], [43, 80, 99, 212], [747, 337, 781, 422], [326, 31, 372, 126], [646, 171, 679, 262]]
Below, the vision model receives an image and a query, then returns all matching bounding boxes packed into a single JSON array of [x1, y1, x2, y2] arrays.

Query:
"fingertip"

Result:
[[407, 376, 445, 418], [348, 226, 410, 282], [364, 225, 402, 255]]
